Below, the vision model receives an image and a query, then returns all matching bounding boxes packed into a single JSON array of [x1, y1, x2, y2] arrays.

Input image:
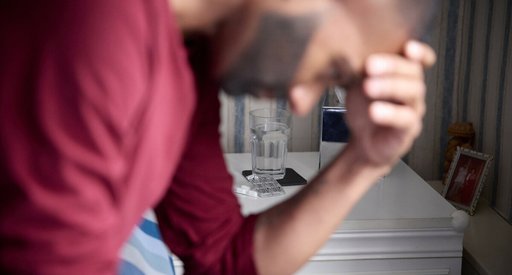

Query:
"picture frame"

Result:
[[442, 147, 493, 215]]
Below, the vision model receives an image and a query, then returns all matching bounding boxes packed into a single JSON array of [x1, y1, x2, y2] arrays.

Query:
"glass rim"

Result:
[[249, 108, 290, 119]]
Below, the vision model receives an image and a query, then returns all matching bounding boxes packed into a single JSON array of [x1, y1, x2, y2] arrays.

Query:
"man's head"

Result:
[[188, 0, 438, 114]]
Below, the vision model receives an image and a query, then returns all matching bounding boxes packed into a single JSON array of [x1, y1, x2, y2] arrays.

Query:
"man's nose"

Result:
[[288, 83, 325, 116]]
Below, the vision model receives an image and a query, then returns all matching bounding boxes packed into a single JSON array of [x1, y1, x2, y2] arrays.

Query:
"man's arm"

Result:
[[153, 40, 435, 274], [154, 79, 259, 274], [254, 41, 436, 274], [255, 142, 387, 274]]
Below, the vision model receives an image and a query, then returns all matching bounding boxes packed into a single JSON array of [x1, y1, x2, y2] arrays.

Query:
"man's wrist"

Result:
[[327, 142, 392, 187]]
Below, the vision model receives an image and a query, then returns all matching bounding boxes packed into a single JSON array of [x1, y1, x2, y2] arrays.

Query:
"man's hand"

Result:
[[345, 40, 436, 169]]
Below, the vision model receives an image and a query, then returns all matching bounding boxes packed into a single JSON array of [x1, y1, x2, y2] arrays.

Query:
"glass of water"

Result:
[[250, 108, 291, 180]]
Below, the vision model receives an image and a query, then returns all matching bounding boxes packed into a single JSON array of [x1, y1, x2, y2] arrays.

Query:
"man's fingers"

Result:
[[366, 54, 424, 78], [404, 40, 436, 68], [369, 101, 423, 134], [366, 41, 436, 77], [364, 77, 426, 113]]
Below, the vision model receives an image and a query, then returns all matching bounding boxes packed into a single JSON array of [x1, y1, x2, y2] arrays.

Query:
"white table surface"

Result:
[[225, 152, 462, 231]]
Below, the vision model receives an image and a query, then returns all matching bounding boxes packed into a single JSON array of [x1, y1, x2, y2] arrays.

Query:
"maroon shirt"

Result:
[[0, 0, 257, 274]]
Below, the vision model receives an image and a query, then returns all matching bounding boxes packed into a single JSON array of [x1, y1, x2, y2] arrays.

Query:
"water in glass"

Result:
[[251, 121, 289, 179]]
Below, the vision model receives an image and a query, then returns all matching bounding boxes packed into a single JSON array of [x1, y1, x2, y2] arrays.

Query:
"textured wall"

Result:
[[219, 0, 512, 223]]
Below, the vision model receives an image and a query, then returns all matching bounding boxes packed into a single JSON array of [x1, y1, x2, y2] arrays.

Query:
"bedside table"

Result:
[[220, 152, 469, 275]]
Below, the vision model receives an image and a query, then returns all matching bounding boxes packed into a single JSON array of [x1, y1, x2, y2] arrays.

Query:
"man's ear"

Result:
[[288, 84, 324, 116]]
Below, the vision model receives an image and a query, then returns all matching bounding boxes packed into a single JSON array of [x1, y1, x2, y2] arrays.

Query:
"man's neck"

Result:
[[169, 0, 244, 33]]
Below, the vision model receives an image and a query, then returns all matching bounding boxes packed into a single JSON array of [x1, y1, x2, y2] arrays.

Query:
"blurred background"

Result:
[[219, 0, 512, 225]]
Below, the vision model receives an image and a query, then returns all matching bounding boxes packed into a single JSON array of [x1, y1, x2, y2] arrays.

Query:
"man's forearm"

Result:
[[253, 143, 391, 274]]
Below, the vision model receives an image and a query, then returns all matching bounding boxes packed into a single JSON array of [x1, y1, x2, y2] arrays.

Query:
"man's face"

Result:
[[213, 0, 413, 114]]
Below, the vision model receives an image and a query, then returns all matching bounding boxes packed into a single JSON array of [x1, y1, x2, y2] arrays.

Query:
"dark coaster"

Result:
[[241, 168, 307, 186]]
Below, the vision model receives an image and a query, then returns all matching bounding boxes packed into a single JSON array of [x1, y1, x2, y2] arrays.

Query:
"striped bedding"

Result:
[[119, 211, 176, 275]]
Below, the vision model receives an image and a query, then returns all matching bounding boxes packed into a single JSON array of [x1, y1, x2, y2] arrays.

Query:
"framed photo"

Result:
[[442, 147, 493, 215]]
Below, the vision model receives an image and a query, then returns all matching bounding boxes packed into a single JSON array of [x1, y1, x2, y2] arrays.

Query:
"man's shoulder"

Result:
[[1, 0, 158, 40]]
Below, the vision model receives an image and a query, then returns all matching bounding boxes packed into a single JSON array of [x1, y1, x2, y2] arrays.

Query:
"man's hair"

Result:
[[394, 0, 441, 40], [342, 0, 441, 43]]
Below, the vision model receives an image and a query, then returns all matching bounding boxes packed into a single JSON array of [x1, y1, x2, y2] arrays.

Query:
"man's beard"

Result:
[[221, 12, 319, 98]]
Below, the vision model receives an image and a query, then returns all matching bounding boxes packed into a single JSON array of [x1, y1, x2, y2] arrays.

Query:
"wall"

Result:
[[417, 0, 512, 223]]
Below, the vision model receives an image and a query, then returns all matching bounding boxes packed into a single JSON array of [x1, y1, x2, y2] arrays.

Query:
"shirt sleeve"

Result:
[[154, 86, 259, 275]]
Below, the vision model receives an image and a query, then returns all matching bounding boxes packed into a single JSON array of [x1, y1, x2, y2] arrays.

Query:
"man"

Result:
[[0, 0, 437, 274]]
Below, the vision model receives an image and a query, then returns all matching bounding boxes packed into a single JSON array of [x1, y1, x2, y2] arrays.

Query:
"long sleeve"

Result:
[[0, 1, 196, 273], [154, 86, 259, 274]]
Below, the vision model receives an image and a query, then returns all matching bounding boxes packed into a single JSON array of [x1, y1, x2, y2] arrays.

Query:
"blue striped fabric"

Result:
[[461, 0, 476, 122], [477, 0, 494, 152], [276, 98, 287, 111], [439, 0, 460, 175], [119, 213, 175, 275], [491, 0, 512, 209], [234, 95, 245, 153]]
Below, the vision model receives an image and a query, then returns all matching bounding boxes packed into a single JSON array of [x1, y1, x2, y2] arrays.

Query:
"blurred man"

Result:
[[0, 0, 437, 274]]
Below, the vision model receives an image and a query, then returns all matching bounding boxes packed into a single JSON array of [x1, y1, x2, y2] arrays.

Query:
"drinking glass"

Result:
[[250, 108, 291, 180]]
